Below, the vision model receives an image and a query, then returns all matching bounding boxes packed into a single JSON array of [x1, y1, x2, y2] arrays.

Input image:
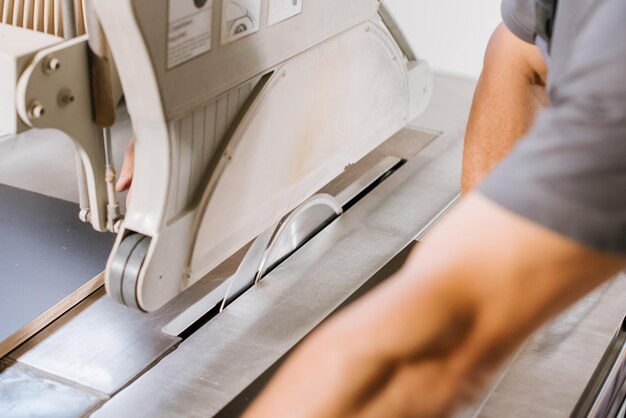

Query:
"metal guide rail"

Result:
[[573, 317, 626, 418]]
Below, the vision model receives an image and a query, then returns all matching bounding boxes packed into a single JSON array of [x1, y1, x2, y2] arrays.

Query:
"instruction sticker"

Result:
[[268, 0, 302, 26], [168, 0, 214, 69], [221, 0, 261, 45]]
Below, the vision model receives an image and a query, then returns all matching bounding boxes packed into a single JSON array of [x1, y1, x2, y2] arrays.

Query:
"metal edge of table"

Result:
[[466, 276, 626, 418]]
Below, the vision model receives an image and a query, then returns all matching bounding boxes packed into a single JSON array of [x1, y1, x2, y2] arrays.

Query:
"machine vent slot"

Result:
[[168, 77, 260, 216]]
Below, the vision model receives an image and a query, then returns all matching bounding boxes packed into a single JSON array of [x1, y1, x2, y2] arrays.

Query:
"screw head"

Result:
[[57, 88, 75, 107], [79, 209, 91, 223], [45, 56, 61, 73], [28, 101, 45, 119]]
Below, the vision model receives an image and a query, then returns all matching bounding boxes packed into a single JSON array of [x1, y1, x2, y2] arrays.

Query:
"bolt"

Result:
[[79, 209, 91, 223], [28, 101, 45, 119], [58, 88, 75, 107], [44, 56, 61, 73], [112, 220, 123, 233]]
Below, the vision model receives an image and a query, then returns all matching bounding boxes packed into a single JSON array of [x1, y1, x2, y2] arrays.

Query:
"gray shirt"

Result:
[[480, 0, 626, 254]]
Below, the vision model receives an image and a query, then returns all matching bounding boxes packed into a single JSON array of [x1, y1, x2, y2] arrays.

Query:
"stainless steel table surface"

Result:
[[462, 275, 626, 418], [91, 112, 464, 418], [0, 358, 106, 417], [90, 74, 476, 417], [1, 75, 483, 417]]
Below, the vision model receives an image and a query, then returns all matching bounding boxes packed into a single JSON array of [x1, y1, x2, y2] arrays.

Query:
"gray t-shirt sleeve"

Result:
[[501, 0, 536, 44], [480, 0, 626, 255]]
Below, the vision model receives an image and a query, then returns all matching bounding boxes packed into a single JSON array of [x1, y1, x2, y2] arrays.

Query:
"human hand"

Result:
[[116, 139, 134, 192], [116, 139, 134, 206]]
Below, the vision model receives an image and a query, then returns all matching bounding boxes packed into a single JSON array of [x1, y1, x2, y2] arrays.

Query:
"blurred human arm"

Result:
[[244, 194, 626, 418], [462, 23, 547, 193]]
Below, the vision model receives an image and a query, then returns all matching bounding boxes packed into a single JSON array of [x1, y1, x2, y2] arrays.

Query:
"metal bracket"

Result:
[[16, 35, 109, 232]]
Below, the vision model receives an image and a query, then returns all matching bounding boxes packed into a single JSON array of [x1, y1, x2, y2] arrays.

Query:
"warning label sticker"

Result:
[[268, 0, 302, 27], [167, 0, 214, 69], [221, 0, 261, 45]]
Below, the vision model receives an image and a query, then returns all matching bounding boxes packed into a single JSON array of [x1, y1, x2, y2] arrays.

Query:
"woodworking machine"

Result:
[[3, 0, 433, 312], [0, 0, 462, 416], [3, 1, 625, 417]]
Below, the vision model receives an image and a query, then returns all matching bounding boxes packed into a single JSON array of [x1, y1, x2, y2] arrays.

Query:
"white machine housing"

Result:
[[9, 0, 433, 312]]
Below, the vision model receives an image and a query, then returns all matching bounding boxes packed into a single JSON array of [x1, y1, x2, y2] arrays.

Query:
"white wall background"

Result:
[[385, 0, 502, 79]]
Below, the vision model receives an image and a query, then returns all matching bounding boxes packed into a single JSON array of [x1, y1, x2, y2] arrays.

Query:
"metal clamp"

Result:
[[16, 36, 111, 232]]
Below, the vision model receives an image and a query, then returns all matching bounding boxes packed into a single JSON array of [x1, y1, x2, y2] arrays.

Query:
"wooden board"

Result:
[[1, 0, 85, 34], [0, 184, 115, 357]]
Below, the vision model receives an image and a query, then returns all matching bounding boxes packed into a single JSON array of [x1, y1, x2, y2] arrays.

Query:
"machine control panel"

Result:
[[268, 0, 302, 26]]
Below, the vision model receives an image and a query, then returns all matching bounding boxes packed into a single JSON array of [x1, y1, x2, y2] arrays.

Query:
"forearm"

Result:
[[462, 24, 547, 193], [245, 195, 626, 418]]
